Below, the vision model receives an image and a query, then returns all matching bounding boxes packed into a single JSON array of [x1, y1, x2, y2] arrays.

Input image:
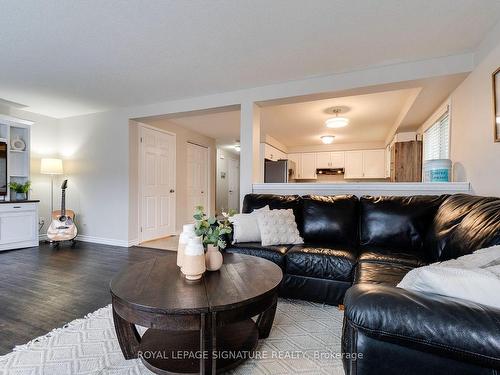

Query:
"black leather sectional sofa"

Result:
[[224, 193, 500, 375]]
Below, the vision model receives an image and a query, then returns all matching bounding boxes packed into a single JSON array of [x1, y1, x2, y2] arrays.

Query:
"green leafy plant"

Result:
[[9, 181, 31, 194], [193, 206, 236, 249]]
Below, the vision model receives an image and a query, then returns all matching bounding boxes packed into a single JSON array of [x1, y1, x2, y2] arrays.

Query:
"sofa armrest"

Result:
[[344, 284, 500, 369]]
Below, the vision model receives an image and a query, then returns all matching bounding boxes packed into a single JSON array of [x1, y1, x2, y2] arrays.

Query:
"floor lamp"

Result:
[[40, 158, 64, 215]]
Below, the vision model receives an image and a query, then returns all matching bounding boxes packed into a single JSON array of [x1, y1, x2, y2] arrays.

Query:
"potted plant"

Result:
[[193, 206, 235, 271], [9, 181, 31, 201]]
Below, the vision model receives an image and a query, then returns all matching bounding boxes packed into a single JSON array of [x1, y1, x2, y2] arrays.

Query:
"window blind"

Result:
[[423, 112, 450, 161]]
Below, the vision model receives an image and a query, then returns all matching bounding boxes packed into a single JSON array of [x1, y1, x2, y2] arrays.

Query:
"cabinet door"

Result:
[[288, 153, 301, 179], [330, 152, 345, 168], [0, 211, 37, 244], [263, 144, 275, 160], [316, 152, 331, 168], [363, 149, 386, 178], [344, 151, 363, 179], [300, 153, 317, 179]]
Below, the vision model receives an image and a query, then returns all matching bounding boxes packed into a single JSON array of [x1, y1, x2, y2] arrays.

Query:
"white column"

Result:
[[239, 102, 261, 209]]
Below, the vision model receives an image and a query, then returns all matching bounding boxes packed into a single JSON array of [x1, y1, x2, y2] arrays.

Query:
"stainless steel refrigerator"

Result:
[[264, 159, 296, 183]]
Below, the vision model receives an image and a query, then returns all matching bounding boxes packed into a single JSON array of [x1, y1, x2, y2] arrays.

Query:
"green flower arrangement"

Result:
[[193, 206, 236, 249]]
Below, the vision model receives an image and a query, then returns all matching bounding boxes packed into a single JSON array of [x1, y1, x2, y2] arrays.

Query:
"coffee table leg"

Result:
[[200, 313, 216, 375], [256, 300, 277, 339], [112, 305, 141, 359]]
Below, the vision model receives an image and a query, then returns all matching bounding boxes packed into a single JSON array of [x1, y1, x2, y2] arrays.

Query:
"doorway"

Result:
[[186, 142, 209, 220], [227, 157, 240, 212], [139, 125, 176, 242]]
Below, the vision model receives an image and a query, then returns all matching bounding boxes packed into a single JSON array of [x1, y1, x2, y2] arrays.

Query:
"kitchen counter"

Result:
[[253, 182, 471, 197]]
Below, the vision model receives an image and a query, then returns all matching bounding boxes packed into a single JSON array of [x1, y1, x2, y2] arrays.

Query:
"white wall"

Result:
[[419, 31, 500, 196]]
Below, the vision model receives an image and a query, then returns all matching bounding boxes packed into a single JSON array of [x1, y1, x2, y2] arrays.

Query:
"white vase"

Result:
[[205, 244, 223, 271], [177, 223, 196, 268], [181, 236, 206, 280]]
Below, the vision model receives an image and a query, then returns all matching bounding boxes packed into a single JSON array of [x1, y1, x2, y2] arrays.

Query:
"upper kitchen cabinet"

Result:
[[345, 149, 386, 179], [289, 152, 317, 179], [316, 152, 345, 169], [263, 143, 286, 161]]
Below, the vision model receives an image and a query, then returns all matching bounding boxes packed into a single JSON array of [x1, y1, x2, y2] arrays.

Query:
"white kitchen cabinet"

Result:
[[300, 153, 317, 179], [344, 151, 364, 178], [363, 149, 386, 178], [316, 152, 331, 169], [315, 152, 345, 169], [263, 143, 286, 161], [345, 149, 386, 179], [0, 203, 38, 251], [288, 153, 317, 179]]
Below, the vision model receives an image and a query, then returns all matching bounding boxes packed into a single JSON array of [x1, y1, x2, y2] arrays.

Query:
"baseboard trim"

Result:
[[38, 234, 139, 248]]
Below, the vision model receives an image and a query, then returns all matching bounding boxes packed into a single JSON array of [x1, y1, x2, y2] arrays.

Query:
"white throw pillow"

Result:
[[398, 245, 500, 309], [229, 206, 270, 243], [256, 209, 304, 246]]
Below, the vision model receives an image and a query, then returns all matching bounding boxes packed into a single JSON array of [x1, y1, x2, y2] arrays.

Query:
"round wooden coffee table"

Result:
[[110, 252, 283, 374]]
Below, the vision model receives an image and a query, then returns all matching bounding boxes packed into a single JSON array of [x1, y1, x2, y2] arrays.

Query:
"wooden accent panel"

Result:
[[390, 141, 422, 182]]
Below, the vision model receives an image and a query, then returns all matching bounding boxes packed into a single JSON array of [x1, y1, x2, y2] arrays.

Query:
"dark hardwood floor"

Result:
[[0, 241, 168, 355]]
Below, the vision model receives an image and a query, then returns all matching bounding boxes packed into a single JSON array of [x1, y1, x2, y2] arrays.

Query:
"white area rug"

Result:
[[0, 299, 345, 374]]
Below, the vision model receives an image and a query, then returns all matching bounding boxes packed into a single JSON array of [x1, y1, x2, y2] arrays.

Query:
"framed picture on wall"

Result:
[[493, 67, 500, 142]]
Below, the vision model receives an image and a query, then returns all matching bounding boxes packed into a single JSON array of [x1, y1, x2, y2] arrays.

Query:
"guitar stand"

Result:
[[47, 239, 77, 248]]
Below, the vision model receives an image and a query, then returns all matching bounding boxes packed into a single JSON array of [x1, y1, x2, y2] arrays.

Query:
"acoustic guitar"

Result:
[[47, 179, 78, 243]]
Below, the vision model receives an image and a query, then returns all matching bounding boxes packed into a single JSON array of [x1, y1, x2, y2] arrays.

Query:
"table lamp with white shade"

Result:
[[40, 158, 63, 214]]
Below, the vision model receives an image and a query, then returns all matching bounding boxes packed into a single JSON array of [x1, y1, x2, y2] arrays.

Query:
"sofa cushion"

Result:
[[224, 242, 292, 269], [285, 244, 357, 282], [358, 248, 428, 267], [428, 194, 500, 261], [360, 195, 445, 253], [242, 194, 303, 234], [301, 195, 359, 248], [354, 261, 415, 286]]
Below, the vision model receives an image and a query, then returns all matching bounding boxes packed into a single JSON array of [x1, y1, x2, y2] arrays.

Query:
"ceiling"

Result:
[[262, 89, 416, 146], [1, 1, 500, 118]]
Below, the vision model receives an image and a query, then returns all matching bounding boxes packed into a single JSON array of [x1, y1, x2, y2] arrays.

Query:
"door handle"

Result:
[[201, 191, 204, 194], [229, 190, 233, 193], [170, 189, 175, 193]]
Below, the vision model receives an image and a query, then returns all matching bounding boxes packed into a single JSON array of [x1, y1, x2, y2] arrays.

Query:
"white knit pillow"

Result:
[[256, 209, 303, 246], [229, 206, 270, 243]]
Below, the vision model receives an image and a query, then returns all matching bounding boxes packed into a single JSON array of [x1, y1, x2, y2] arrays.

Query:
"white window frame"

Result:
[[423, 109, 450, 162]]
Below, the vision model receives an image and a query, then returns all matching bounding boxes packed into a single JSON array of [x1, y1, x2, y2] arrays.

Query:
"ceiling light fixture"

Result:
[[325, 108, 349, 128], [320, 135, 335, 144], [234, 144, 241, 152], [496, 116, 500, 125]]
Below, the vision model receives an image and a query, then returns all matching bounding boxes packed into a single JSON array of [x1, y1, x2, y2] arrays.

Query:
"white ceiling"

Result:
[[1, 0, 499, 118], [262, 89, 416, 146]]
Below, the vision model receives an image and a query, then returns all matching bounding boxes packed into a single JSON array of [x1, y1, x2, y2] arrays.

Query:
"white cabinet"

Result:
[[344, 151, 364, 178], [263, 143, 286, 161], [289, 153, 317, 179], [363, 149, 386, 178], [301, 153, 317, 179], [316, 152, 345, 169], [0, 203, 38, 251], [345, 149, 386, 179]]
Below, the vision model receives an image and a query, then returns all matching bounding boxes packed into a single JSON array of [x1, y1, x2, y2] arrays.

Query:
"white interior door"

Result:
[[140, 126, 176, 242], [187, 143, 209, 221], [227, 158, 240, 212]]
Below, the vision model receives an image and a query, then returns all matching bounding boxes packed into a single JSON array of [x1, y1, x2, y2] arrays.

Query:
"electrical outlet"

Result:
[[39, 217, 45, 226]]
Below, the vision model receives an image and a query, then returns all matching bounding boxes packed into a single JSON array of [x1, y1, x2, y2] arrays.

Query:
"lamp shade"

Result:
[[40, 158, 63, 175]]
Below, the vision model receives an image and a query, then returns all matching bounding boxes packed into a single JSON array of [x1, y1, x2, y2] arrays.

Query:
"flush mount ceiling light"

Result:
[[234, 144, 241, 152], [320, 135, 335, 144], [325, 108, 349, 128]]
